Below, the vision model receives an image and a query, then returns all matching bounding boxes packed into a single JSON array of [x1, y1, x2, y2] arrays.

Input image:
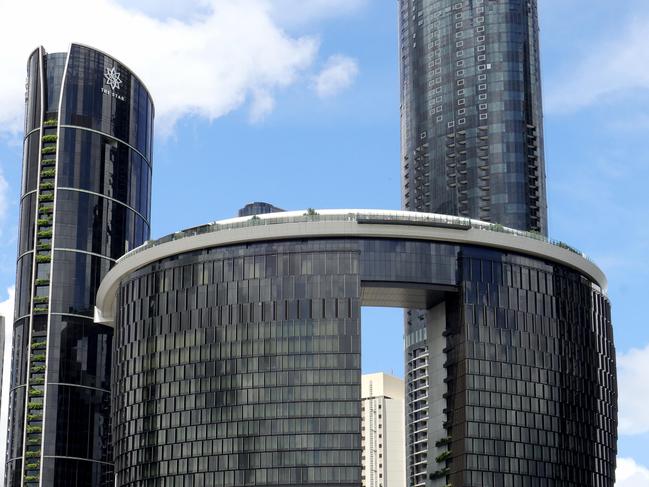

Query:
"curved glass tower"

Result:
[[7, 44, 153, 486], [400, 0, 547, 235], [94, 210, 617, 487]]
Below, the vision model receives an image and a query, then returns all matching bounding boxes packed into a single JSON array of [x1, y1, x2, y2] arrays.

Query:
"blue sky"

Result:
[[0, 0, 648, 484]]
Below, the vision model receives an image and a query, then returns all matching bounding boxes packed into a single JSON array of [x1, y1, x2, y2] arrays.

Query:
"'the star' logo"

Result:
[[104, 66, 122, 91]]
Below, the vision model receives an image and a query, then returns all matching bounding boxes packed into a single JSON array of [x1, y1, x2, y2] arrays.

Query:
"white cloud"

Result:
[[618, 343, 649, 435], [313, 55, 359, 98], [617, 458, 649, 487], [0, 286, 13, 330], [0, 169, 8, 221], [0, 0, 364, 136], [545, 14, 649, 113], [268, 0, 368, 27], [249, 89, 276, 123]]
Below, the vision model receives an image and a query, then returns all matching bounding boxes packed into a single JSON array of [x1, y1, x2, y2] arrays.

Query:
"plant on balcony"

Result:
[[430, 467, 450, 480], [31, 366, 46, 373], [25, 463, 39, 470], [25, 426, 42, 435], [27, 402, 43, 409], [38, 194, 53, 202], [26, 413, 42, 421], [32, 296, 48, 304], [435, 450, 452, 463], [39, 183, 54, 191], [34, 279, 49, 286], [36, 218, 51, 226], [28, 388, 43, 397], [36, 243, 51, 251], [435, 436, 452, 447], [31, 354, 46, 362], [41, 158, 56, 166], [41, 146, 56, 155], [37, 229, 52, 238], [24, 475, 39, 481], [33, 307, 48, 313], [42, 135, 57, 143], [35, 255, 51, 263], [31, 341, 47, 349], [43, 119, 57, 126], [29, 378, 45, 386]]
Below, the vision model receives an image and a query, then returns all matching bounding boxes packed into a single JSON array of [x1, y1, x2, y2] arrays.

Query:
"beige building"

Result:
[[362, 373, 406, 487]]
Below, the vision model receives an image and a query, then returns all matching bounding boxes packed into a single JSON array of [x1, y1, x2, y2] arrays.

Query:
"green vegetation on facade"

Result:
[[435, 450, 452, 463], [430, 467, 450, 480], [435, 436, 452, 447], [41, 146, 56, 154]]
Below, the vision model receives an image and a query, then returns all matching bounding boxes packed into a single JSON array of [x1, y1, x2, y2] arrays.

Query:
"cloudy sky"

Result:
[[0, 0, 648, 484]]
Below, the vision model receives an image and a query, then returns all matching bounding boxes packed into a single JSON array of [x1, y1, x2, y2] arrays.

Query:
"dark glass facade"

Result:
[[8, 44, 153, 486], [238, 202, 285, 218], [400, 0, 547, 234], [108, 231, 616, 486]]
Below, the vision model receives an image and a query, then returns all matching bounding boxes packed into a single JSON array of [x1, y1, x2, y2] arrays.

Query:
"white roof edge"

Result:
[[95, 211, 607, 327]]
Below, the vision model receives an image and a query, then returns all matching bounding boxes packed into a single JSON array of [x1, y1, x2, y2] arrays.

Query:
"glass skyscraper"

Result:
[[94, 210, 617, 487], [7, 44, 153, 486], [400, 0, 547, 235]]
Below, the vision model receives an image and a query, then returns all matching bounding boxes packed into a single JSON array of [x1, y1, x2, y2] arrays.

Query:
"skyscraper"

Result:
[[400, 0, 547, 234], [361, 373, 405, 487], [94, 209, 616, 487], [7, 44, 153, 486], [238, 202, 284, 218], [400, 2, 553, 484]]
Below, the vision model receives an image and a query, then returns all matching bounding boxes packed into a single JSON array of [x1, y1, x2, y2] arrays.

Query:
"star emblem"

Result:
[[104, 66, 122, 91]]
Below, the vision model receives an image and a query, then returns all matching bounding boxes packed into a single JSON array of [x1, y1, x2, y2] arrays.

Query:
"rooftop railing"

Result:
[[118, 210, 590, 263]]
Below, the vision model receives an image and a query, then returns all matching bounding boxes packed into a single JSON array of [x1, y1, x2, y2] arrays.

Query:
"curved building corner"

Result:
[[95, 210, 617, 487], [8, 44, 153, 487]]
